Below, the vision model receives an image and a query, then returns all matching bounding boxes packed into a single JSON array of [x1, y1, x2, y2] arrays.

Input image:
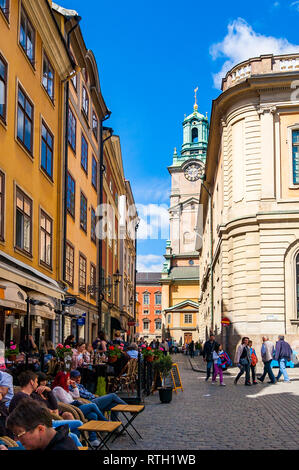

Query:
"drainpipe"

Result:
[[97, 121, 112, 335], [62, 15, 82, 284], [201, 178, 214, 334]]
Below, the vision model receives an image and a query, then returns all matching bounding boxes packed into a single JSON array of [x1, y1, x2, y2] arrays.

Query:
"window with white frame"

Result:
[[155, 292, 161, 305], [155, 320, 162, 330], [184, 314, 193, 324], [143, 320, 149, 331], [143, 310, 149, 315], [143, 293, 150, 305]]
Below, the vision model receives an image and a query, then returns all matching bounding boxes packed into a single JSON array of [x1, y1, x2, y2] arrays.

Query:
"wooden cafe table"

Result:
[[78, 420, 121, 450]]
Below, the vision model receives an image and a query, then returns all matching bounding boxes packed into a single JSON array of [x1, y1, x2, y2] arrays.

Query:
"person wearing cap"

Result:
[[69, 369, 127, 421]]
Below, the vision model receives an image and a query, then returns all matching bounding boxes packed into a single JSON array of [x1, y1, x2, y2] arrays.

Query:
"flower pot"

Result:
[[108, 356, 118, 363], [158, 387, 173, 403], [7, 355, 17, 362], [145, 356, 154, 362]]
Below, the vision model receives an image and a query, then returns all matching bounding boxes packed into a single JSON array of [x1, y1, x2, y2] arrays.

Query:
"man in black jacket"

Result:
[[6, 399, 78, 450], [203, 334, 219, 381]]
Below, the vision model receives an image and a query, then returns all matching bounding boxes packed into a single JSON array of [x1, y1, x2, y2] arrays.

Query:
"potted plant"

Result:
[[141, 346, 155, 362], [55, 344, 73, 361], [107, 345, 122, 363], [153, 355, 173, 403], [5, 340, 19, 362]]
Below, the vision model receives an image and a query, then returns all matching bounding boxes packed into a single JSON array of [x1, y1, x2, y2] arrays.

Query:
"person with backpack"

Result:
[[218, 346, 232, 371], [203, 334, 219, 381], [248, 340, 258, 385], [211, 344, 226, 386]]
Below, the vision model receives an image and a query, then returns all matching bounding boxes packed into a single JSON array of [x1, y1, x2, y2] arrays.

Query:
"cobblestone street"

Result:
[[110, 355, 299, 450]]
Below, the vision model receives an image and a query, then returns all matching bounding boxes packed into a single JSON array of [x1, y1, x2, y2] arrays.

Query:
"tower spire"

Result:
[[194, 87, 198, 112]]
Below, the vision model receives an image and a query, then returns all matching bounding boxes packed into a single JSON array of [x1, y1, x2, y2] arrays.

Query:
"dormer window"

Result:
[[192, 127, 198, 143]]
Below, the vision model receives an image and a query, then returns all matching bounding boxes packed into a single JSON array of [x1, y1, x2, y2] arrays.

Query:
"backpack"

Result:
[[251, 350, 258, 367], [219, 351, 232, 370]]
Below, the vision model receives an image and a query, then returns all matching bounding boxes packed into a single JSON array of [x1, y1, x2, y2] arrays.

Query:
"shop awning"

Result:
[[0, 279, 27, 313], [26, 290, 56, 320]]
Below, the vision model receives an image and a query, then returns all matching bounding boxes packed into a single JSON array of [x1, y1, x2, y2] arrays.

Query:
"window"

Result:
[[0, 54, 7, 122], [65, 242, 74, 286], [167, 314, 171, 324], [0, 0, 9, 20], [0, 171, 4, 241], [42, 53, 54, 101], [155, 310, 162, 315], [90, 263, 96, 299], [80, 192, 87, 232], [91, 206, 96, 243], [68, 107, 76, 152], [155, 320, 162, 330], [41, 121, 53, 179], [19, 6, 35, 64], [40, 210, 52, 268], [15, 187, 32, 254], [17, 86, 33, 154], [143, 293, 150, 305], [92, 155, 97, 189], [143, 320, 149, 331], [79, 254, 87, 293], [155, 293, 161, 305], [184, 314, 193, 324], [66, 173, 75, 218], [81, 134, 88, 173], [292, 130, 299, 185], [71, 73, 77, 92], [192, 127, 198, 143], [143, 310, 149, 315], [82, 86, 89, 120], [92, 111, 98, 140]]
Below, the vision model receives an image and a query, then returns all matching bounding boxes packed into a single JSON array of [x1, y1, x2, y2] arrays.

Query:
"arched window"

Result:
[[192, 127, 198, 143]]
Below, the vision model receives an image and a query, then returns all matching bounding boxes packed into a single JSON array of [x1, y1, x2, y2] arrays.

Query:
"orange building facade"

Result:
[[136, 273, 162, 341]]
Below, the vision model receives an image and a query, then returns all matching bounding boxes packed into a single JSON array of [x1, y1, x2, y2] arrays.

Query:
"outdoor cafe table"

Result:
[[78, 420, 121, 450], [77, 364, 108, 393]]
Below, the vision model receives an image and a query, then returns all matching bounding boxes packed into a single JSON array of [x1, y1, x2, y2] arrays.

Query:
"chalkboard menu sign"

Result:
[[171, 363, 183, 392]]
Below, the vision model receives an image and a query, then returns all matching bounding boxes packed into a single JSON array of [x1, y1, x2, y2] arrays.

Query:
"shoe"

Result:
[[220, 383, 226, 386], [245, 382, 251, 386], [234, 379, 238, 385], [283, 380, 291, 383], [211, 381, 216, 384], [267, 381, 277, 384], [257, 377, 264, 383], [253, 381, 258, 385], [90, 439, 101, 448], [205, 377, 209, 381]]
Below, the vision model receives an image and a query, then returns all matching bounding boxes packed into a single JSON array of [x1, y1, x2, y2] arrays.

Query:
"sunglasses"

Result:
[[13, 426, 38, 440]]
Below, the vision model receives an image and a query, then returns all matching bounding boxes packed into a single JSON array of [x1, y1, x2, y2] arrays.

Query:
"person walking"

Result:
[[234, 337, 252, 386], [274, 335, 292, 383], [203, 334, 219, 382], [258, 336, 277, 384], [189, 340, 195, 359], [248, 340, 258, 385], [212, 344, 226, 386]]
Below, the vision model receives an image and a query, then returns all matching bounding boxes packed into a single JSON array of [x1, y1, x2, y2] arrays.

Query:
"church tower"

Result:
[[161, 91, 209, 345]]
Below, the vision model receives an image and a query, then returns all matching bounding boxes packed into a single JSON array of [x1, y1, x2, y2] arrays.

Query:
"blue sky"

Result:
[[57, 0, 299, 271]]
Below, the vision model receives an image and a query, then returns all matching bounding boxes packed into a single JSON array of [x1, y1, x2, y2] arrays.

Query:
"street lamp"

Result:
[[199, 174, 214, 334]]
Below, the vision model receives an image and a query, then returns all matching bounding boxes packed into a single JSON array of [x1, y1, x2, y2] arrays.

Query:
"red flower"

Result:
[[109, 346, 115, 351], [146, 347, 151, 350]]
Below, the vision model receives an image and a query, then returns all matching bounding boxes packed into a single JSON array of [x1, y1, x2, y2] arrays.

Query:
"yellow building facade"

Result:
[[0, 0, 74, 346]]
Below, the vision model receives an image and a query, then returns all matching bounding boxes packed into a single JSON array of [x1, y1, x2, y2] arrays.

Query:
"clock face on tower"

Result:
[[184, 163, 203, 181]]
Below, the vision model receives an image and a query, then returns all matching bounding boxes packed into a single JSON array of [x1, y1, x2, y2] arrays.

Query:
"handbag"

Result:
[[239, 357, 249, 366]]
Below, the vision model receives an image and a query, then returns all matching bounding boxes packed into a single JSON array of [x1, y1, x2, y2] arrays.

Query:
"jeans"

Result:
[[212, 364, 223, 384], [92, 393, 127, 421], [206, 360, 214, 379], [235, 362, 251, 384], [250, 365, 256, 383], [260, 360, 276, 383], [71, 401, 107, 442], [276, 357, 290, 382]]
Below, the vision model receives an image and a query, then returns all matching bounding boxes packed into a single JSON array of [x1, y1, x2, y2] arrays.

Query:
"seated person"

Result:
[[52, 371, 108, 447], [0, 388, 13, 439], [31, 372, 59, 415], [113, 345, 130, 376], [126, 343, 139, 359], [69, 370, 127, 421], [72, 341, 86, 369], [4, 399, 78, 450], [0, 370, 14, 408]]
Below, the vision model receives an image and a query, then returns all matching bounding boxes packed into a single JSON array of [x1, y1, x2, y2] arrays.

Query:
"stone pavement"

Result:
[[109, 354, 299, 450]]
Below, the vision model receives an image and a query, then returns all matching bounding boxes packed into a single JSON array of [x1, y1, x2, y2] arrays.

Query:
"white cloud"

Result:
[[210, 18, 299, 89], [136, 203, 169, 240], [291, 1, 299, 12], [137, 254, 164, 272]]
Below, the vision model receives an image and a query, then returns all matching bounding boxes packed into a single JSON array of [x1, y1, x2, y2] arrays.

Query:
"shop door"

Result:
[[184, 333, 192, 344]]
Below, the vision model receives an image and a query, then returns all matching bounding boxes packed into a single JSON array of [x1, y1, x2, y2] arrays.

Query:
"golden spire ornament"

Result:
[[194, 87, 199, 112]]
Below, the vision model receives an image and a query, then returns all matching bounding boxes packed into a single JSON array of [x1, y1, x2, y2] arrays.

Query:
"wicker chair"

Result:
[[57, 402, 89, 443], [0, 436, 19, 447], [119, 359, 138, 395]]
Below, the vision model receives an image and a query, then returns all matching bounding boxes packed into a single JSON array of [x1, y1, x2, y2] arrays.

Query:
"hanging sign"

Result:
[[221, 317, 230, 326]]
